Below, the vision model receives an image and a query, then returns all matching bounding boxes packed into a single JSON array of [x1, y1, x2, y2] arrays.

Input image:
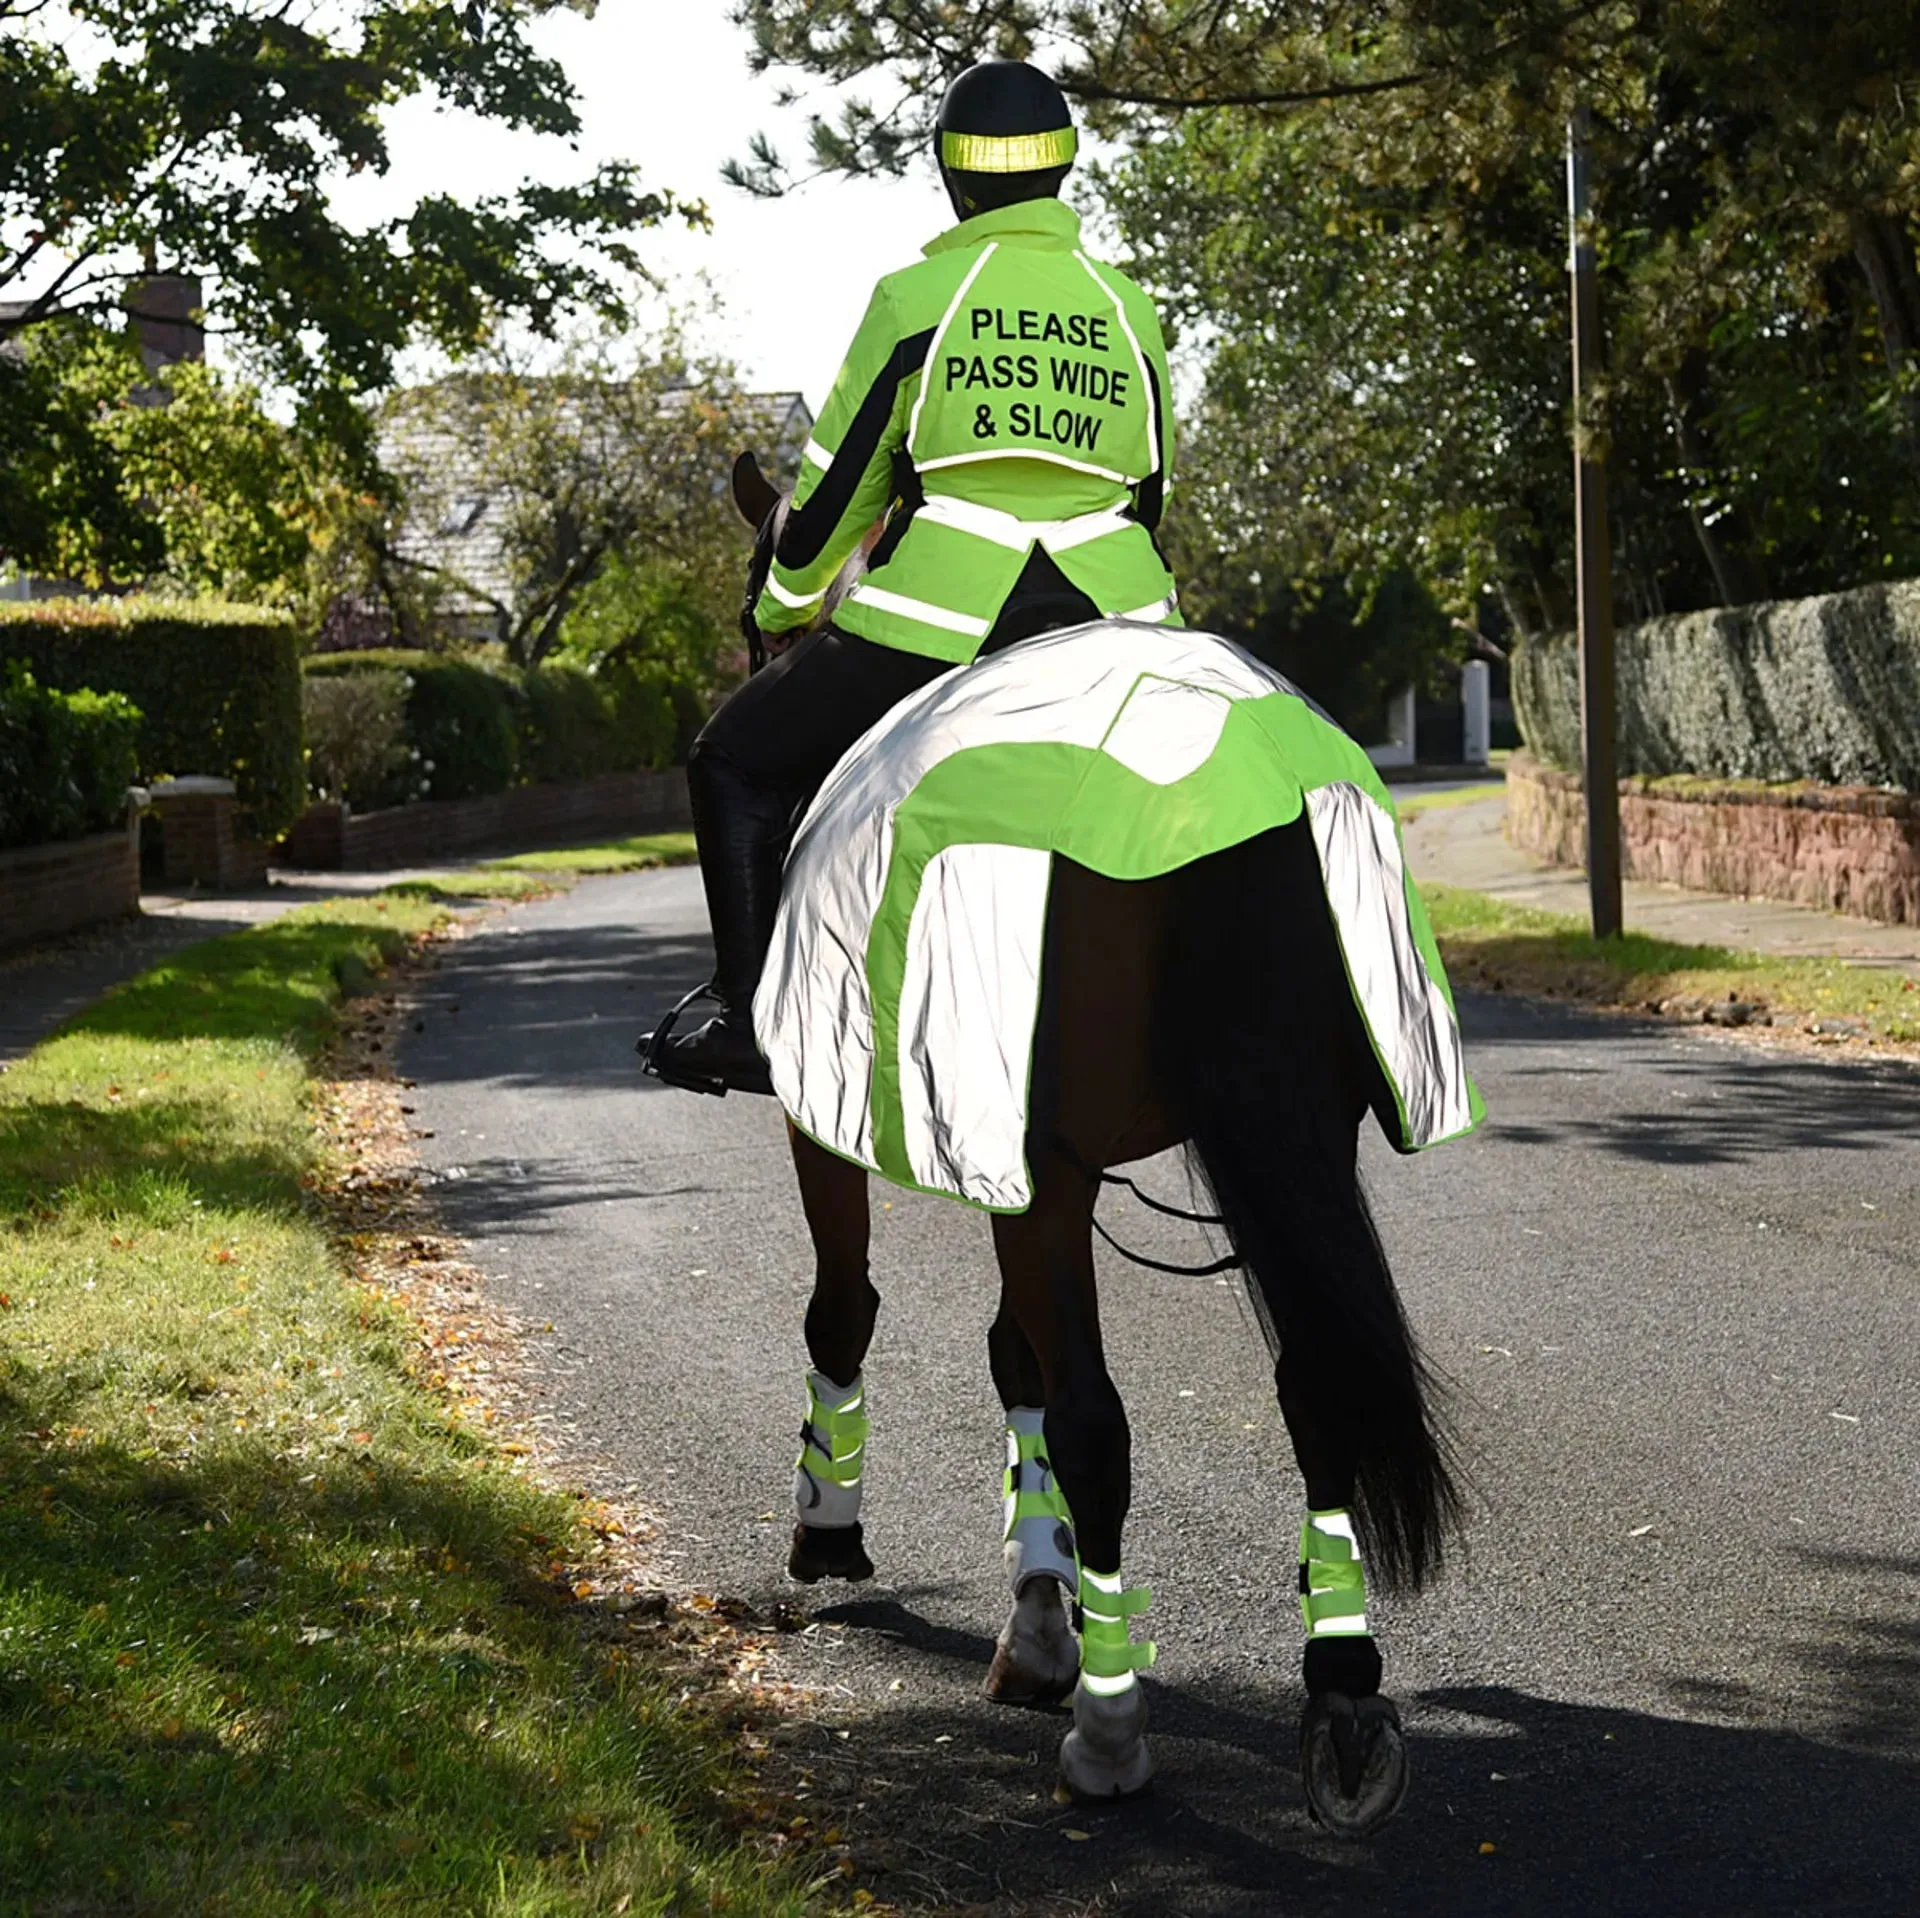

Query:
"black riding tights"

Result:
[[685, 627, 952, 1006], [694, 625, 954, 805]]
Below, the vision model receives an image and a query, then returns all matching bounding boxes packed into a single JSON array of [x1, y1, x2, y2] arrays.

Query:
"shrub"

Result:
[[518, 660, 619, 786], [0, 598, 303, 835], [0, 664, 142, 849], [1513, 579, 1920, 790], [599, 659, 687, 772], [302, 671, 417, 810], [518, 659, 678, 783], [304, 650, 521, 802]]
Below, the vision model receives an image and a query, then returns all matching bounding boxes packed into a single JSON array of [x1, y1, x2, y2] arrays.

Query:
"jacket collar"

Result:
[[922, 197, 1082, 258]]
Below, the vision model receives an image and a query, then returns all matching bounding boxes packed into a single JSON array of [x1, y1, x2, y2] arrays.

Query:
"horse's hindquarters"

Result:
[[1030, 858, 1183, 1174]]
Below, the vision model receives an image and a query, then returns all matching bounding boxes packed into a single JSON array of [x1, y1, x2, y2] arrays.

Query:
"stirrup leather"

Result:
[[1299, 1509, 1369, 1638]]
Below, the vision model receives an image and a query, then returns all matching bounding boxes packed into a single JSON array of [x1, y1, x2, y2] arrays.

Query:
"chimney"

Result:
[[124, 273, 205, 372]]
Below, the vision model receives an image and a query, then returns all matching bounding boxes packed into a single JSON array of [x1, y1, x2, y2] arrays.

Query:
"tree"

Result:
[[379, 329, 760, 666], [0, 0, 704, 529], [0, 320, 377, 610]]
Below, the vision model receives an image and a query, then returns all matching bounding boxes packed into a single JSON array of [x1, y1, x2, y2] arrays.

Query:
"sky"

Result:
[[327, 6, 963, 416]]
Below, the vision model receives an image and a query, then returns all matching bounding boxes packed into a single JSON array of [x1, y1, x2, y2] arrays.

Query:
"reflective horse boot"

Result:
[[1296, 1508, 1408, 1837], [787, 1370, 874, 1583], [985, 1407, 1080, 1705], [1058, 1566, 1155, 1799]]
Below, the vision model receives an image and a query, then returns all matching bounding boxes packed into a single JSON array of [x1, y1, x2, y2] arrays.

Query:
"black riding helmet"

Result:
[[936, 59, 1077, 222]]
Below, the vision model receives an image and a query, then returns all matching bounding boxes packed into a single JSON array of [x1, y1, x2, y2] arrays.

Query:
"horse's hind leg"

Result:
[[983, 1290, 1079, 1706], [786, 1125, 877, 1584], [992, 1155, 1154, 1797]]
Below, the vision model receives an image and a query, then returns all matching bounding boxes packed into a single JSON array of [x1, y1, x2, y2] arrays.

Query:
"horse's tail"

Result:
[[1161, 818, 1463, 1593]]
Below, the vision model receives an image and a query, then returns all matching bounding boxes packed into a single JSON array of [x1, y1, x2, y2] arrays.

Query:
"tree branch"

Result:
[[1062, 68, 1433, 111]]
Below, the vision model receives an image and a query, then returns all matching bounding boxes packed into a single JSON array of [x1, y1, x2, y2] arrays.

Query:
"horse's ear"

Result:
[[731, 449, 781, 530]]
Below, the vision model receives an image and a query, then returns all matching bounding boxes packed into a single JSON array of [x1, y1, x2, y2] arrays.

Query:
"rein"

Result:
[[1053, 1136, 1242, 1278]]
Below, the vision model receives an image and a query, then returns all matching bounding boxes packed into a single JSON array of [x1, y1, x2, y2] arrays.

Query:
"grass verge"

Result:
[[1393, 780, 1506, 823], [0, 898, 812, 1915], [1425, 883, 1920, 1045], [482, 833, 698, 877], [381, 869, 561, 904]]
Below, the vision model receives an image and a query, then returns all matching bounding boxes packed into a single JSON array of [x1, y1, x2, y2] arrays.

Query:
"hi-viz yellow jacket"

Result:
[[752, 196, 1180, 663]]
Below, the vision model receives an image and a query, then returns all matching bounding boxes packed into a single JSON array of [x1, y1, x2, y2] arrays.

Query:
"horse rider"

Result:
[[645, 57, 1182, 1095]]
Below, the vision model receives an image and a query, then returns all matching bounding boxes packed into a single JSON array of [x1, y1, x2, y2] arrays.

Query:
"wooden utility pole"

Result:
[[1567, 105, 1623, 938]]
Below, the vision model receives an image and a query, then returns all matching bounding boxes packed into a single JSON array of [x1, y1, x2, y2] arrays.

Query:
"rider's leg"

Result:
[[787, 1125, 879, 1583], [992, 1152, 1153, 1794], [644, 628, 951, 1093], [984, 1290, 1079, 1703]]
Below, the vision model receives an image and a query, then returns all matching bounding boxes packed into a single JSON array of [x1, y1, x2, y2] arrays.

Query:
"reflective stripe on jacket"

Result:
[[754, 198, 1180, 663]]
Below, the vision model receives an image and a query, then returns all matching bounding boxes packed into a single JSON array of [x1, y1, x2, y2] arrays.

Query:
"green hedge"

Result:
[[0, 598, 304, 836], [304, 650, 521, 803], [1513, 579, 1920, 791], [303, 652, 679, 805], [0, 664, 142, 850], [517, 659, 677, 784]]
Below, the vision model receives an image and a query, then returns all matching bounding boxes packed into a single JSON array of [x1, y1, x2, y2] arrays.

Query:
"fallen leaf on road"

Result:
[[1064, 1828, 1092, 1841], [1480, 1841, 1498, 1856], [1628, 1524, 1654, 1538]]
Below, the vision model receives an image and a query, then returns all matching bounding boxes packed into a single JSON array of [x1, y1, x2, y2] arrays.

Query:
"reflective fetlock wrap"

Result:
[[1299, 1509, 1368, 1638], [1002, 1407, 1078, 1593], [1298, 1508, 1386, 1694], [1077, 1566, 1155, 1697], [794, 1371, 868, 1529]]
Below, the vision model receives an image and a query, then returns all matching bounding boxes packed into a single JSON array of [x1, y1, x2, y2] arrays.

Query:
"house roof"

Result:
[[380, 381, 812, 619]]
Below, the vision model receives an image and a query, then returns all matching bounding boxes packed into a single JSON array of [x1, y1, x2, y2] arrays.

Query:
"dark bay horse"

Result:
[[662, 454, 1465, 1832]]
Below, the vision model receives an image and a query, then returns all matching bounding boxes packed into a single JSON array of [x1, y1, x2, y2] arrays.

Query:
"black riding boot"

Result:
[[640, 744, 790, 1096]]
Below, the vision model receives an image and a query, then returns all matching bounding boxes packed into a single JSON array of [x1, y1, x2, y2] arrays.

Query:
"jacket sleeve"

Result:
[[754, 280, 913, 635], [1130, 289, 1176, 534]]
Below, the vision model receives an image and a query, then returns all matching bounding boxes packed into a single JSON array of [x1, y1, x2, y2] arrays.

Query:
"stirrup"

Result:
[[636, 981, 731, 1099]]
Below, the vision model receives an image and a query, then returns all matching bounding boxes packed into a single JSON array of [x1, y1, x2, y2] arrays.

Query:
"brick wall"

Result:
[[1506, 754, 1920, 925], [150, 785, 270, 889], [279, 768, 691, 872], [0, 812, 141, 953]]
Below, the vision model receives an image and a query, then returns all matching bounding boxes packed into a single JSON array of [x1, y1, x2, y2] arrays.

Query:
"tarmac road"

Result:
[[401, 866, 1920, 1916]]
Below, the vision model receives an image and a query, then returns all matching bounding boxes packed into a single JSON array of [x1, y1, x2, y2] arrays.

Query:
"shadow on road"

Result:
[[1458, 993, 1920, 1167], [786, 1577, 1920, 1917], [407, 915, 715, 1095]]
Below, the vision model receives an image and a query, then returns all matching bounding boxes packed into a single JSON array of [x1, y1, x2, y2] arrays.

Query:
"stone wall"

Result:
[[1505, 754, 1920, 925], [0, 810, 141, 953], [279, 767, 691, 872]]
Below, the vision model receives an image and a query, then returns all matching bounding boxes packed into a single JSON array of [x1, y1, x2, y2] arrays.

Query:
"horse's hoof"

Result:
[[787, 1520, 874, 1584], [1058, 1680, 1153, 1800], [985, 1579, 1078, 1707], [1299, 1691, 1408, 1838]]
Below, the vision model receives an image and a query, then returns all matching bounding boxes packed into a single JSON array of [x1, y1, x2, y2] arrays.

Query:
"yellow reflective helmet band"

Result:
[[940, 126, 1078, 174]]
